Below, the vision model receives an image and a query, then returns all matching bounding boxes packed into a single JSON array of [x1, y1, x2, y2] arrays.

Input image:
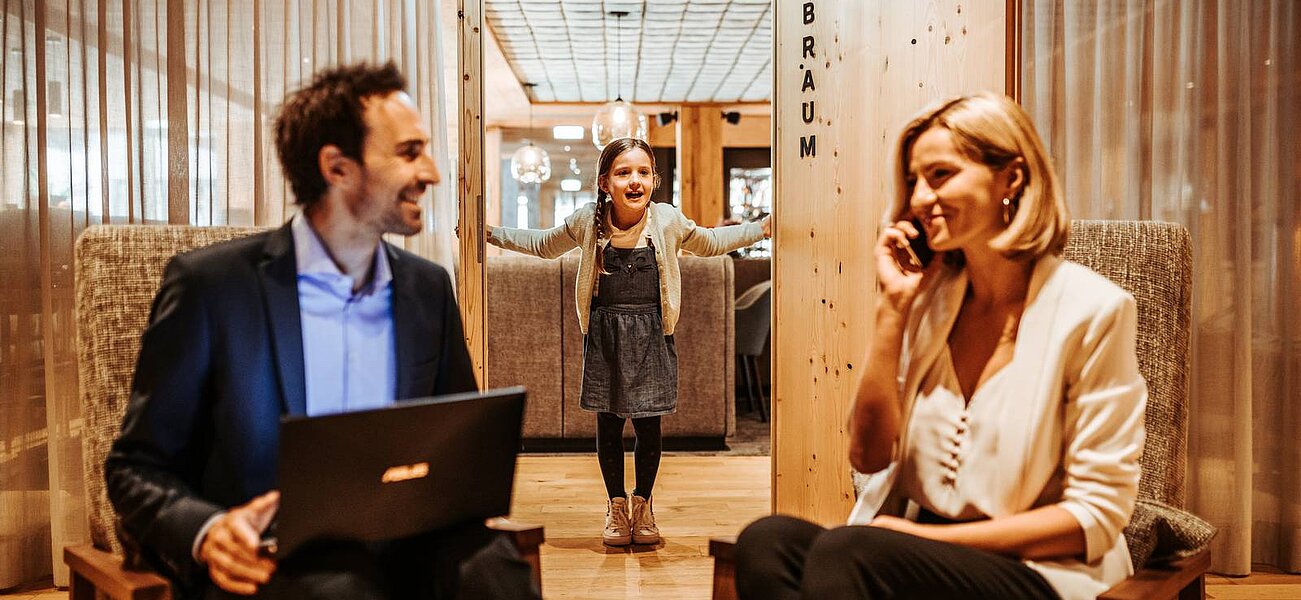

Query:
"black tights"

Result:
[[595, 412, 662, 500]]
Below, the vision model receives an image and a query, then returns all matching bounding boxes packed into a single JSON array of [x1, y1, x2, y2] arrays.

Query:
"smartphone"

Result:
[[897, 218, 933, 270]]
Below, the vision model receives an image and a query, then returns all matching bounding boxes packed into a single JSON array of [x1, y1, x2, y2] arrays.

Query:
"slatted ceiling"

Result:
[[485, 0, 772, 104]]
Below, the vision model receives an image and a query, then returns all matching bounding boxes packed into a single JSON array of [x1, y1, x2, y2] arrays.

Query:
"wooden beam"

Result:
[[650, 113, 772, 149], [458, 0, 486, 389], [772, 0, 1008, 526], [1006, 0, 1023, 101], [676, 104, 725, 226]]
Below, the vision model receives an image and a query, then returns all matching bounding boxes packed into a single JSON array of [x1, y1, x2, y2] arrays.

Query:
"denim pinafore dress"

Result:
[[578, 241, 679, 418]]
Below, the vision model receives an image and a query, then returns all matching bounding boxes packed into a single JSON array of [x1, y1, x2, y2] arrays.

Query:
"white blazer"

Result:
[[848, 255, 1148, 600]]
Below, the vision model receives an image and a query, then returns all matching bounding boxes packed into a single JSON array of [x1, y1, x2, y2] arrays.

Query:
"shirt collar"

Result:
[[291, 212, 393, 293]]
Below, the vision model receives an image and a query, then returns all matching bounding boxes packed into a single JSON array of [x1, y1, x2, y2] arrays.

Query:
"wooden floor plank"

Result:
[[506, 455, 770, 599]]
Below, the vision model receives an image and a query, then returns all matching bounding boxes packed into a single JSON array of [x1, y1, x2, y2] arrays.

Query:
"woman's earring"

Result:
[[1002, 197, 1014, 225]]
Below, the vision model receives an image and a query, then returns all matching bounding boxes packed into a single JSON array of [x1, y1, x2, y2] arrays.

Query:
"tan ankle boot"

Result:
[[629, 494, 660, 545], [603, 496, 631, 546]]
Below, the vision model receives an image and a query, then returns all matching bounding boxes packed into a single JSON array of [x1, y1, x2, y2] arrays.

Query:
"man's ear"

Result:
[[319, 145, 360, 191]]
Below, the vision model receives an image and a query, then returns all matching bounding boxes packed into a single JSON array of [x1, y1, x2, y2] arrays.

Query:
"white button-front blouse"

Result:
[[896, 343, 1017, 521]]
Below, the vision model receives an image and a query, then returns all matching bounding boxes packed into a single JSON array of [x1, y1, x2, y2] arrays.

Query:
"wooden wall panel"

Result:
[[772, 0, 1007, 525], [677, 104, 726, 226]]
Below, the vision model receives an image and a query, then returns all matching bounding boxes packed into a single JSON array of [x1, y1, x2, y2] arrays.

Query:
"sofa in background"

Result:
[[487, 253, 736, 444]]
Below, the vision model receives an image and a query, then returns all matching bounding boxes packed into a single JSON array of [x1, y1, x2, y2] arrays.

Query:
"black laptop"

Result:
[[266, 386, 526, 557]]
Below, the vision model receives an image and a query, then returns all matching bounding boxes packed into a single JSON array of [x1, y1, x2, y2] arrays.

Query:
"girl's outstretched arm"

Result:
[[677, 211, 767, 257], [487, 204, 589, 259]]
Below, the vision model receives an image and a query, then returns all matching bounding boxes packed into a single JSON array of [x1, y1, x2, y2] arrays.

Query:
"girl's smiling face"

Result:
[[600, 147, 656, 221]]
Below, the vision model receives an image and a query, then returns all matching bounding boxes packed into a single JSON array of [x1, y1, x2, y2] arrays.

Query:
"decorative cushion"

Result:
[[1123, 498, 1217, 569]]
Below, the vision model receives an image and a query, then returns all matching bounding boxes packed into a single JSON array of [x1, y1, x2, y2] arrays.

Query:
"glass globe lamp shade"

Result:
[[591, 99, 648, 150], [510, 143, 551, 184]]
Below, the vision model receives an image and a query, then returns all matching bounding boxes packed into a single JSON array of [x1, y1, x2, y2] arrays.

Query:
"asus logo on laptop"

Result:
[[381, 462, 429, 483]]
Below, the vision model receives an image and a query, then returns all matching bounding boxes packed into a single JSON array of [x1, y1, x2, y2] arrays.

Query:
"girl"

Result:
[[488, 137, 771, 546]]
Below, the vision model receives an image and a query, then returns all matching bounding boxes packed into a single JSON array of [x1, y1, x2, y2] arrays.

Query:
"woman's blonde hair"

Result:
[[891, 92, 1069, 261]]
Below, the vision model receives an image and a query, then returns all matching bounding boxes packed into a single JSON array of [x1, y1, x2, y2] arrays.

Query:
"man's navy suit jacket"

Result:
[[104, 223, 478, 589]]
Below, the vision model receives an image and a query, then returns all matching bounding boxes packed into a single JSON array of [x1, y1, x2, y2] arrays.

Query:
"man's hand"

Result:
[[199, 491, 280, 595]]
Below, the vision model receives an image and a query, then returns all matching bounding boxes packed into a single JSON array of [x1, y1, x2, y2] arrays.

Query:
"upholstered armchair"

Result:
[[710, 220, 1212, 600], [734, 280, 773, 422], [65, 225, 543, 599]]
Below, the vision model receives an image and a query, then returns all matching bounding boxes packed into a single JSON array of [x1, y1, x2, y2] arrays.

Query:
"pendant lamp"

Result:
[[511, 83, 551, 184], [591, 11, 647, 149]]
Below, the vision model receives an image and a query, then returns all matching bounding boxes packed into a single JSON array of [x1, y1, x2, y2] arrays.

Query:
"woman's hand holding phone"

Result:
[[876, 219, 940, 314]]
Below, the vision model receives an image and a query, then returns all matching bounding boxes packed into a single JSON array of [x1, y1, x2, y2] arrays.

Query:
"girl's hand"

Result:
[[760, 215, 773, 238], [875, 220, 942, 314]]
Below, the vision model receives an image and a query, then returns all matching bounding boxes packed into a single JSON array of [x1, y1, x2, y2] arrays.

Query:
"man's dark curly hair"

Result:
[[273, 62, 408, 207]]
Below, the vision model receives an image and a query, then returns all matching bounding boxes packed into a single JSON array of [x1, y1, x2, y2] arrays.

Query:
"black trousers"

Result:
[[204, 522, 539, 600], [734, 515, 1061, 600]]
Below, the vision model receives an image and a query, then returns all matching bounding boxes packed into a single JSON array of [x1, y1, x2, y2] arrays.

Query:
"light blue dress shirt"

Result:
[[291, 213, 397, 416]]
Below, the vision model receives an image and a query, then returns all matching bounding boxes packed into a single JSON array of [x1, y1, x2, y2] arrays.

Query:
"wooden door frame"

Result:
[[457, 0, 487, 389]]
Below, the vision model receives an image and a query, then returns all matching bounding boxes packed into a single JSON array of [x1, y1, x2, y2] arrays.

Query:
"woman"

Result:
[[488, 137, 771, 547], [734, 93, 1146, 600]]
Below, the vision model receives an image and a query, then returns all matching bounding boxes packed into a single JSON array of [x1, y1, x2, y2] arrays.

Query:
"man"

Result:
[[105, 62, 537, 600]]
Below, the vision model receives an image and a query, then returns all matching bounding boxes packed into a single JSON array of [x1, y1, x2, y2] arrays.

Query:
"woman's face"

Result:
[[600, 147, 656, 217], [906, 126, 1020, 254]]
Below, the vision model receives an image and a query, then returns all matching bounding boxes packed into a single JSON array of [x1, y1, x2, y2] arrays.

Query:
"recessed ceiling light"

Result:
[[553, 125, 584, 140], [560, 178, 582, 192]]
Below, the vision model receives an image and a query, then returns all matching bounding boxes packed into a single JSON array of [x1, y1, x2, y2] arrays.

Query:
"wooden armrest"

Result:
[[710, 536, 737, 560], [1098, 548, 1210, 600], [64, 544, 172, 600], [710, 536, 739, 600], [486, 518, 545, 595], [486, 517, 545, 548]]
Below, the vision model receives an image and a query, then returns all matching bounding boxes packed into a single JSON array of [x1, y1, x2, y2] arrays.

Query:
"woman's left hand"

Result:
[[869, 515, 941, 541]]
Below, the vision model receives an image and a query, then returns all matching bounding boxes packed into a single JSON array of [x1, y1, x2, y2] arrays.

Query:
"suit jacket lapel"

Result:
[[902, 266, 968, 414], [986, 255, 1065, 514], [258, 224, 308, 416], [387, 244, 426, 400]]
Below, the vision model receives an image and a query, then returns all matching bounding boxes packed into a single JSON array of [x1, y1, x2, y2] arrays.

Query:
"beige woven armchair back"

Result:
[[1062, 220, 1193, 509], [75, 225, 268, 554]]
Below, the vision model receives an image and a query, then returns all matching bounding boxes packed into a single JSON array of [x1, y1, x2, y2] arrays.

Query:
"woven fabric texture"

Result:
[[1123, 498, 1216, 568], [76, 225, 268, 553], [1063, 220, 1193, 510]]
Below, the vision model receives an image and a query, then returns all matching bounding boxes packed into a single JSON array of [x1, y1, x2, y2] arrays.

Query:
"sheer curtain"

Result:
[[0, 0, 456, 587], [1023, 0, 1300, 575]]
